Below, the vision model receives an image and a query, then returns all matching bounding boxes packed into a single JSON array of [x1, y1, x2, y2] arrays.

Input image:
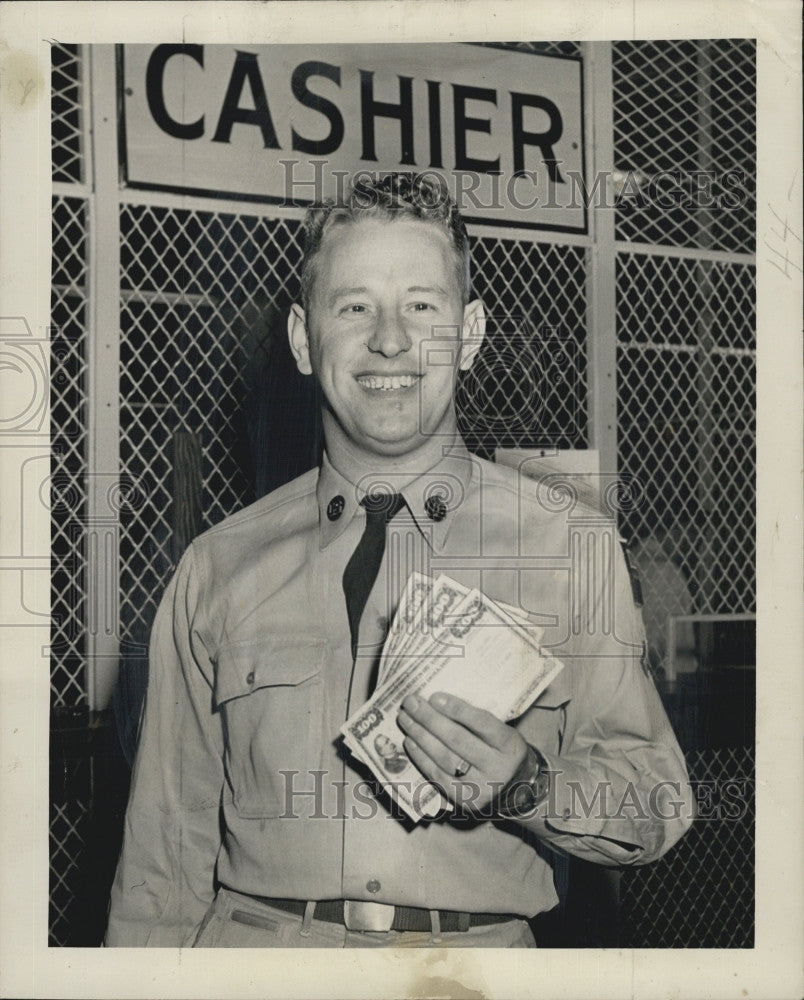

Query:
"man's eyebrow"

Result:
[[331, 286, 369, 298], [407, 284, 449, 296], [328, 284, 450, 303]]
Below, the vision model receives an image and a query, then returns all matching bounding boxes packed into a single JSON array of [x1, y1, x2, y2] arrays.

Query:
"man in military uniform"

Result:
[[106, 172, 692, 948]]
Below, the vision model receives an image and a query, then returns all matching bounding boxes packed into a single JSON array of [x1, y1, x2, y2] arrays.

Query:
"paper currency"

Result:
[[379, 574, 546, 686], [379, 573, 465, 685], [341, 574, 563, 822]]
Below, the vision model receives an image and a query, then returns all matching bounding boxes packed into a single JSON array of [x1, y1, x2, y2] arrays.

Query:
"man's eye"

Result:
[[411, 302, 435, 312], [341, 304, 367, 315]]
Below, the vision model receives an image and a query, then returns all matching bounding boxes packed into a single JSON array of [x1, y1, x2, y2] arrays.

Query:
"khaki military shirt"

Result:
[[106, 445, 692, 946]]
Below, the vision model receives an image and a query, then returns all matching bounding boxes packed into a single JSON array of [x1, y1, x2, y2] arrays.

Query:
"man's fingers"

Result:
[[426, 692, 512, 751], [402, 736, 483, 807], [403, 737, 457, 794], [397, 707, 482, 773]]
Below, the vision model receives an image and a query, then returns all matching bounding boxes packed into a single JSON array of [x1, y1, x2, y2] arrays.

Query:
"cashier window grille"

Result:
[[52, 41, 88, 708], [117, 205, 589, 644], [621, 747, 755, 948], [612, 39, 755, 254], [612, 40, 756, 647], [50, 42, 90, 949], [52, 42, 84, 185]]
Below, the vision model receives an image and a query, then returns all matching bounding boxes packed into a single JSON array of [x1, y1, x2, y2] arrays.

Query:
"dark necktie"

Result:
[[342, 492, 406, 660]]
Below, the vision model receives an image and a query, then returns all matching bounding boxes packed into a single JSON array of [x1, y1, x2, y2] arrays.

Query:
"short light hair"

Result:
[[299, 172, 471, 310]]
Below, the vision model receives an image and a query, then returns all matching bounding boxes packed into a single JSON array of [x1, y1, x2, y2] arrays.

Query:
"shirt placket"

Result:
[[339, 519, 429, 905]]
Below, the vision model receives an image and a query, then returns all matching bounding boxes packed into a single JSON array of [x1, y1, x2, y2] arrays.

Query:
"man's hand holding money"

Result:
[[397, 691, 529, 813], [340, 572, 563, 822]]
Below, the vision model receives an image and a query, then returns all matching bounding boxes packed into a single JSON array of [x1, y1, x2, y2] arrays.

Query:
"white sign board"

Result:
[[122, 43, 586, 232]]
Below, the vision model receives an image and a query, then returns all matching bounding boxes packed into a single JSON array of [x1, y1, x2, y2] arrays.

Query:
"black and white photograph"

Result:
[[0, 2, 801, 998]]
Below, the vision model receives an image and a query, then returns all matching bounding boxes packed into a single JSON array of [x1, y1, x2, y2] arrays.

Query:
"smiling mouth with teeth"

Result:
[[356, 374, 421, 391]]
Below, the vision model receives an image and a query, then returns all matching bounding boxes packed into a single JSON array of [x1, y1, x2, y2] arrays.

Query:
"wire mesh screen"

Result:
[[612, 41, 755, 950], [117, 205, 307, 646], [620, 747, 755, 947], [50, 43, 92, 947], [613, 39, 756, 254], [51, 41, 90, 710], [616, 252, 756, 634], [462, 239, 587, 454], [118, 296, 254, 645], [52, 42, 83, 184], [51, 195, 89, 707], [49, 748, 91, 946]]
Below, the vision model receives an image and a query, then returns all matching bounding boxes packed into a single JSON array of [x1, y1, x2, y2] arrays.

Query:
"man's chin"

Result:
[[324, 406, 458, 460], [361, 431, 428, 457]]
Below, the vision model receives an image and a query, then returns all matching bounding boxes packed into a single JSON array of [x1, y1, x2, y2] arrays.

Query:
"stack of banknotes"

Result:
[[340, 572, 564, 822]]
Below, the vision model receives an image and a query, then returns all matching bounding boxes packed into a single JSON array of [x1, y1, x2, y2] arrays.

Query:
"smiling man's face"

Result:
[[289, 217, 484, 461]]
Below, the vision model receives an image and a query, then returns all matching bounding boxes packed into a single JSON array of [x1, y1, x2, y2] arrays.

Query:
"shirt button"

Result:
[[246, 671, 255, 686], [366, 879, 381, 894], [327, 495, 345, 521]]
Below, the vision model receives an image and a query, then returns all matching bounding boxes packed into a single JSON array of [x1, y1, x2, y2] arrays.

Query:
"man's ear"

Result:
[[287, 304, 313, 375], [458, 299, 486, 372]]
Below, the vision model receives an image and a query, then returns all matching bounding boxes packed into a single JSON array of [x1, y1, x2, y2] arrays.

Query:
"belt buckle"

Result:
[[343, 900, 395, 932]]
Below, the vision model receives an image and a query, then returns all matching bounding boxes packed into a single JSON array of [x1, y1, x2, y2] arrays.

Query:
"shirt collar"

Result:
[[316, 441, 476, 552]]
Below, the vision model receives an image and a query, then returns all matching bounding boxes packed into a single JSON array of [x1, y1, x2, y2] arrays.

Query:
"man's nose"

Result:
[[367, 310, 412, 357]]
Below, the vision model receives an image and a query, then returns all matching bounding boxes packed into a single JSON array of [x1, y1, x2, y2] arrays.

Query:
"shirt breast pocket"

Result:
[[215, 637, 326, 819]]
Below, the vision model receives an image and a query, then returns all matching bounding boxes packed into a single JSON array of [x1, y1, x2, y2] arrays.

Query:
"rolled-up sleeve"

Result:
[[520, 533, 694, 865], [105, 542, 224, 946]]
